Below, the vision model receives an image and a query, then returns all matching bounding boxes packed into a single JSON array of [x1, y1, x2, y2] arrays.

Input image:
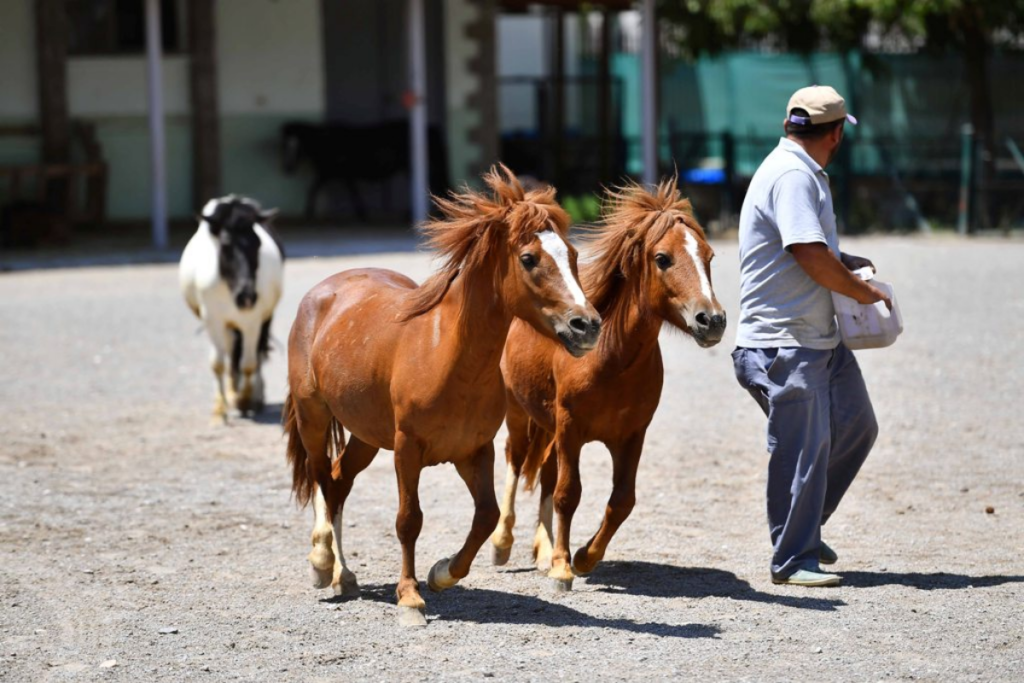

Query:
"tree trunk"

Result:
[[35, 0, 70, 211], [189, 0, 221, 209], [962, 8, 994, 232]]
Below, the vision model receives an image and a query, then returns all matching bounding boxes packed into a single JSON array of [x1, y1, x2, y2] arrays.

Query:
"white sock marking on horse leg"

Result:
[[538, 230, 587, 306], [308, 487, 335, 588], [534, 494, 554, 569], [493, 463, 519, 547], [683, 230, 713, 299], [331, 504, 350, 587]]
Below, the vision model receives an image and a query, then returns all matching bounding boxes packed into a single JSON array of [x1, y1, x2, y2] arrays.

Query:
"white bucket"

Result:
[[831, 267, 903, 350]]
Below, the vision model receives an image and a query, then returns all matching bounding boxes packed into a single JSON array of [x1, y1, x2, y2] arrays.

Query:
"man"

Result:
[[732, 85, 892, 587]]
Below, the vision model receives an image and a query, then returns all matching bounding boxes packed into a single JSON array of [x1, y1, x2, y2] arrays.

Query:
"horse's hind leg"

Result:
[[428, 442, 499, 592], [533, 450, 557, 573], [224, 328, 241, 410], [490, 400, 530, 565], [234, 324, 262, 415], [572, 431, 643, 576], [250, 318, 273, 412], [326, 434, 379, 597], [292, 398, 342, 590]]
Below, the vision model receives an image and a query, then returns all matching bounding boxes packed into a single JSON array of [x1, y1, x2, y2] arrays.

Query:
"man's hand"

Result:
[[791, 243, 892, 310], [840, 252, 875, 273]]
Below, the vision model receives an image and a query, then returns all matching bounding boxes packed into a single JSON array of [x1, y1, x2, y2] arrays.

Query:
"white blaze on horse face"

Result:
[[682, 229, 713, 299], [538, 230, 587, 306], [431, 309, 441, 349]]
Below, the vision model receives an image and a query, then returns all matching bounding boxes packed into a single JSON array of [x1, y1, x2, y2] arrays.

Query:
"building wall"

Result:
[[0, 0, 40, 168], [0, 0, 325, 221], [444, 0, 497, 186], [215, 0, 325, 217]]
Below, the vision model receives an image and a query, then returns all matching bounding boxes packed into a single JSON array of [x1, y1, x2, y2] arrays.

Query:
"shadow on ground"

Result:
[[249, 403, 286, 426], [584, 560, 844, 611], [323, 583, 721, 637], [840, 571, 1024, 590]]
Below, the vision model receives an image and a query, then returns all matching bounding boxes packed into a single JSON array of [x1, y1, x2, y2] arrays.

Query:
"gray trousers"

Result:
[[732, 344, 878, 578]]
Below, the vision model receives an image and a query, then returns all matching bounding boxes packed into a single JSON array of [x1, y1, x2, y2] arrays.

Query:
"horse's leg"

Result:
[[428, 443, 499, 592], [533, 450, 556, 572], [234, 323, 261, 415], [226, 328, 241, 409], [205, 323, 231, 425], [296, 399, 342, 590], [328, 435, 379, 597], [393, 431, 427, 627], [572, 431, 644, 576], [549, 430, 584, 591], [250, 318, 272, 412], [490, 400, 530, 565], [346, 178, 368, 222], [305, 177, 323, 221]]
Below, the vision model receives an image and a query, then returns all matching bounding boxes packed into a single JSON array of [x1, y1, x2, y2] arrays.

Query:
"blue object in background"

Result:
[[683, 167, 727, 184]]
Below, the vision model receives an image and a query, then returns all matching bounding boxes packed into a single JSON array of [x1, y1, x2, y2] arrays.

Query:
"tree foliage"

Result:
[[657, 0, 1024, 57]]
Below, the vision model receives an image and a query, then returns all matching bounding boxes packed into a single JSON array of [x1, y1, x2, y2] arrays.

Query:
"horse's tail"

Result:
[[283, 392, 342, 508], [521, 421, 555, 492]]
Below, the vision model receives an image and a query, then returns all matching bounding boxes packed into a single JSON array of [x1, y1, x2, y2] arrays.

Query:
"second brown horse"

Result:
[[284, 166, 600, 626], [491, 179, 726, 589]]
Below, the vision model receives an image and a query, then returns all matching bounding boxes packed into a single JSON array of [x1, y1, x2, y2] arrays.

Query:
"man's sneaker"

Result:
[[772, 569, 841, 587], [819, 540, 838, 566]]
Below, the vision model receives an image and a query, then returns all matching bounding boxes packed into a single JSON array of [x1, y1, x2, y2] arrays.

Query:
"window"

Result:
[[66, 0, 185, 56]]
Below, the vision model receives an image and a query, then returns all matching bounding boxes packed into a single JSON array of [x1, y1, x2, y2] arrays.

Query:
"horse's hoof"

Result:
[[427, 557, 458, 592], [571, 555, 593, 578], [333, 576, 361, 598], [492, 544, 512, 566], [397, 606, 427, 627], [309, 563, 333, 590], [549, 577, 574, 593]]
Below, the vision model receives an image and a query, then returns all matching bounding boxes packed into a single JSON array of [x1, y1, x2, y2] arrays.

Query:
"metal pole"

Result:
[[958, 123, 974, 236], [408, 0, 429, 226], [640, 0, 658, 186], [145, 0, 168, 250]]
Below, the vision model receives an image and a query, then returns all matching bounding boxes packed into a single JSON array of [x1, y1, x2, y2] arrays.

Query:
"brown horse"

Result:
[[284, 165, 600, 626], [490, 179, 726, 590]]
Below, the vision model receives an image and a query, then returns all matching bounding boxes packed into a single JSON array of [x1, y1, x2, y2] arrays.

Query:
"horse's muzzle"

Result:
[[691, 311, 726, 347], [235, 291, 258, 309], [557, 314, 602, 357]]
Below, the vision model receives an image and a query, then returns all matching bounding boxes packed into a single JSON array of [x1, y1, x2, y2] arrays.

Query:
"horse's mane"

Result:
[[579, 177, 703, 354], [400, 164, 571, 321]]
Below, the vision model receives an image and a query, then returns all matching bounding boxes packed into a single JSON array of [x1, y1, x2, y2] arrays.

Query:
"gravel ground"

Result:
[[1, 235, 1022, 682]]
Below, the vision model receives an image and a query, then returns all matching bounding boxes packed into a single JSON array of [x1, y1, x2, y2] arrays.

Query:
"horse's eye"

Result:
[[520, 253, 537, 271], [654, 253, 671, 270]]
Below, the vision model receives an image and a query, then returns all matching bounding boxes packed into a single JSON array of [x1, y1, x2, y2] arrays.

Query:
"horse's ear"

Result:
[[201, 200, 230, 235]]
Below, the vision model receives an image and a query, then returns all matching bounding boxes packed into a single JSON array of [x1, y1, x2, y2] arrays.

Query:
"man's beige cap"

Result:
[[786, 85, 858, 126]]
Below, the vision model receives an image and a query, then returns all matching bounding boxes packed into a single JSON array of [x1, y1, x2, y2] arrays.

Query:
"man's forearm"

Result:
[[791, 243, 888, 306]]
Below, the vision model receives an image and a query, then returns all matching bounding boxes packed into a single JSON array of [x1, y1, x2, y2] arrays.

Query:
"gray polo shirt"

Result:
[[735, 137, 841, 350]]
